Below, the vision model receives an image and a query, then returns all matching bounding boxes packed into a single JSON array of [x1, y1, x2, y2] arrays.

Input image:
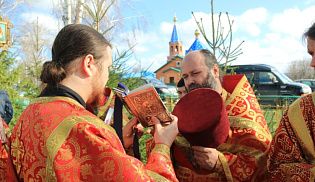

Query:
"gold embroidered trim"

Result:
[[288, 95, 315, 163], [225, 75, 247, 106], [218, 152, 233, 182], [147, 170, 169, 182], [217, 143, 264, 159], [174, 135, 190, 148], [32, 96, 84, 109], [152, 143, 170, 158], [229, 116, 272, 141], [175, 165, 224, 180], [221, 89, 229, 103], [310, 166, 315, 181], [45, 114, 117, 180], [97, 90, 115, 118]]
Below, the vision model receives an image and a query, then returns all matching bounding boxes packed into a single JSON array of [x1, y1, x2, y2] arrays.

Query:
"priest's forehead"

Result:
[[183, 51, 207, 68]]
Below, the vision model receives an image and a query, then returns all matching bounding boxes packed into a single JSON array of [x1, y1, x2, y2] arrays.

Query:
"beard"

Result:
[[87, 83, 106, 109], [187, 73, 218, 92]]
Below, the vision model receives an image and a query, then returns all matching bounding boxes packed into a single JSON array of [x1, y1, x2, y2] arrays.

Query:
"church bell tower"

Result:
[[167, 16, 183, 61]]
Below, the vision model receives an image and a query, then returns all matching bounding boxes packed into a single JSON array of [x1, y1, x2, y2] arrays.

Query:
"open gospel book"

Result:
[[114, 84, 172, 127]]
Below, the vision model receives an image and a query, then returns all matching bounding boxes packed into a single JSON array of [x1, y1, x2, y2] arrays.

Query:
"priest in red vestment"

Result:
[[9, 24, 179, 182], [267, 22, 315, 182], [147, 49, 272, 181], [0, 116, 10, 181]]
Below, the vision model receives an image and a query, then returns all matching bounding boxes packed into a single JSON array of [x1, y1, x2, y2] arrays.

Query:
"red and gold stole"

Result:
[[0, 118, 10, 181], [268, 93, 315, 181], [174, 75, 272, 182]]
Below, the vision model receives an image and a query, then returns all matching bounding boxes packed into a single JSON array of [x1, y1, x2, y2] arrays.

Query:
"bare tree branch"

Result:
[[16, 17, 50, 87], [0, 0, 24, 16], [287, 59, 315, 80], [192, 0, 244, 71]]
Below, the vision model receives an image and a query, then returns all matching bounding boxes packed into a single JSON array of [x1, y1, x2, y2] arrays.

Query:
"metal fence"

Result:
[[257, 95, 301, 136]]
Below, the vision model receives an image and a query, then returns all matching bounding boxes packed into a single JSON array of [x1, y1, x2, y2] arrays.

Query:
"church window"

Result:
[[170, 77, 175, 84]]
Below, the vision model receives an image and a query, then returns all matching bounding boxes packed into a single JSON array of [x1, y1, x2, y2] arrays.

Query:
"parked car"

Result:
[[295, 79, 315, 92], [141, 78, 178, 100], [226, 64, 312, 105]]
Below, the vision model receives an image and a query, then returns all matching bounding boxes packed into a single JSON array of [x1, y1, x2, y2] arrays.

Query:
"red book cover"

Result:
[[120, 84, 172, 127]]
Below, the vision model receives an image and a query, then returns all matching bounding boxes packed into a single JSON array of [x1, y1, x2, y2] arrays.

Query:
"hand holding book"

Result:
[[114, 84, 173, 127]]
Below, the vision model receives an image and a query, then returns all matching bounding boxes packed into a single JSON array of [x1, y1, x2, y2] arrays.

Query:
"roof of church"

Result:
[[162, 67, 181, 73], [185, 37, 204, 54], [154, 57, 182, 73], [185, 29, 204, 54], [170, 16, 179, 43], [170, 24, 179, 43]]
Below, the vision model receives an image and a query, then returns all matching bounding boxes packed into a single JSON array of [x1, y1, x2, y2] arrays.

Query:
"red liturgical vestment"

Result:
[[171, 75, 272, 181], [268, 93, 315, 182], [10, 96, 178, 182], [0, 117, 11, 181]]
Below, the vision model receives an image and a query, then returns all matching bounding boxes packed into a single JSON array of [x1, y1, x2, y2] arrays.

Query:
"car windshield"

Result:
[[273, 69, 293, 84], [146, 78, 167, 88], [299, 80, 315, 86]]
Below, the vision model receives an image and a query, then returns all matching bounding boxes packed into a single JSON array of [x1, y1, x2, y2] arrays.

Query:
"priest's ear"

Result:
[[212, 64, 220, 79], [81, 54, 97, 77]]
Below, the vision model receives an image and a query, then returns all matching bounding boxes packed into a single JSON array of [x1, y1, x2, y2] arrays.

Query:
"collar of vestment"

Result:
[[39, 84, 86, 108], [221, 88, 230, 103]]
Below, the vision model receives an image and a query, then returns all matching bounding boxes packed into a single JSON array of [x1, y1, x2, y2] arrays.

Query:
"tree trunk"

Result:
[[74, 0, 85, 24], [62, 0, 72, 25]]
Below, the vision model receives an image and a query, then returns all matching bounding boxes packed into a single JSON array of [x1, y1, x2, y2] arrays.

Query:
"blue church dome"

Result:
[[185, 29, 204, 54]]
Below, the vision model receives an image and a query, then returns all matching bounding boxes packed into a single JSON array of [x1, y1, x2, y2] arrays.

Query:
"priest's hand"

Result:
[[152, 114, 178, 147], [192, 146, 219, 171], [122, 118, 139, 149]]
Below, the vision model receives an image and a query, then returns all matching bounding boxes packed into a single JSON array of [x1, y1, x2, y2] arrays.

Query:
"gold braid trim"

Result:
[[45, 114, 117, 180], [218, 152, 233, 182], [146, 170, 169, 182], [221, 89, 229, 102], [97, 90, 115, 118], [31, 96, 84, 109], [287, 94, 315, 164], [225, 75, 248, 106], [310, 167, 315, 182], [174, 135, 190, 148], [229, 116, 272, 141], [217, 142, 264, 159], [152, 143, 170, 159]]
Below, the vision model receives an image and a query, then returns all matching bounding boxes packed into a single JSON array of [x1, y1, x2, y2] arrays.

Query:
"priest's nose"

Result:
[[185, 78, 195, 88]]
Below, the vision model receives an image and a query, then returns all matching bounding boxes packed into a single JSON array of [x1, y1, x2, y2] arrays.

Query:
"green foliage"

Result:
[[139, 131, 153, 164], [261, 106, 286, 136], [106, 48, 146, 90], [0, 50, 22, 127], [0, 50, 40, 128]]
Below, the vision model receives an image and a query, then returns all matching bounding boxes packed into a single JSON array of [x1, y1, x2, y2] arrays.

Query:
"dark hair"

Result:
[[304, 22, 315, 40], [177, 78, 185, 87], [40, 24, 111, 86]]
